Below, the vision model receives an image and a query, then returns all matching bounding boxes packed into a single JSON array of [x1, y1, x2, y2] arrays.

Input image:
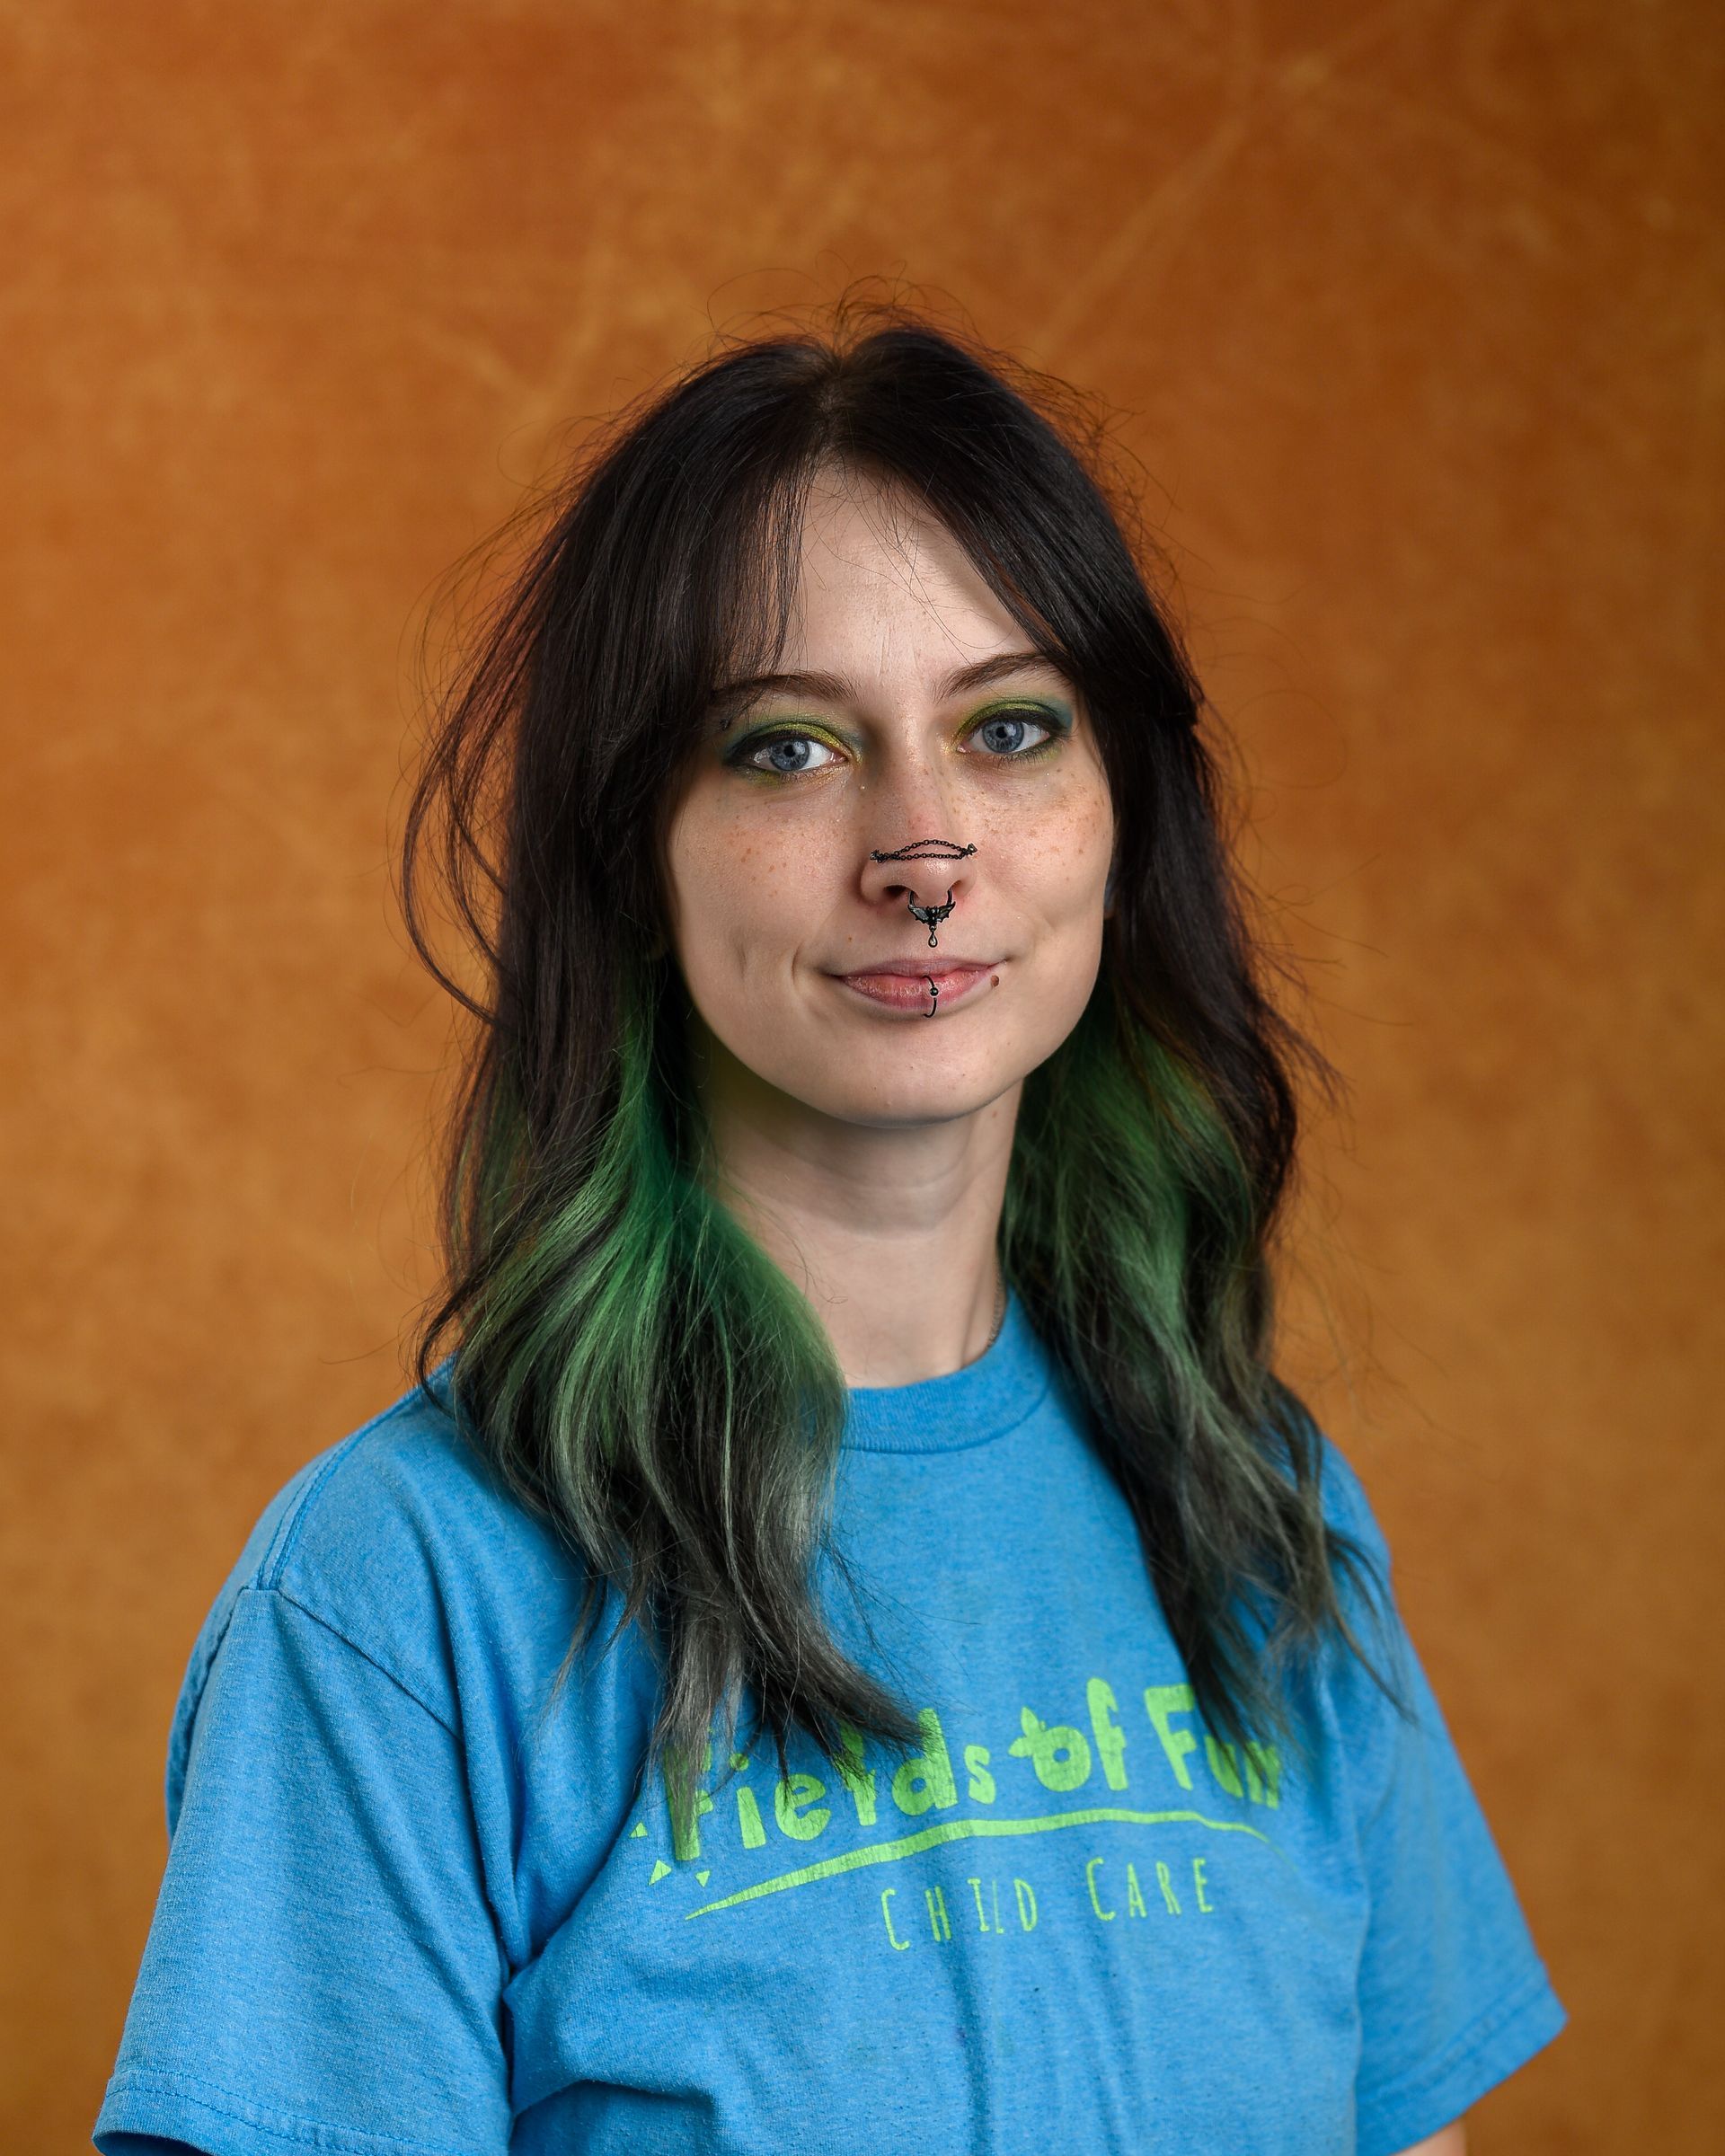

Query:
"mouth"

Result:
[[833, 960, 1000, 1013]]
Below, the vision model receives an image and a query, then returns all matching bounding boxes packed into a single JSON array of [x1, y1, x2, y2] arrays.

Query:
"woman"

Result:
[[94, 305, 1565, 2155]]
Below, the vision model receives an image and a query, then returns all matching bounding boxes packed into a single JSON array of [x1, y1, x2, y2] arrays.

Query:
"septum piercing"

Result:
[[910, 889, 955, 946], [868, 840, 978, 950]]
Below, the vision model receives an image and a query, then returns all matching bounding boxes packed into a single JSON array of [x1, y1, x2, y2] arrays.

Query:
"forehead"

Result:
[[777, 467, 1022, 669]]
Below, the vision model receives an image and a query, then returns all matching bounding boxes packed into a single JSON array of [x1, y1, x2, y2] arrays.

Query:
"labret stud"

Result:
[[868, 840, 978, 951]]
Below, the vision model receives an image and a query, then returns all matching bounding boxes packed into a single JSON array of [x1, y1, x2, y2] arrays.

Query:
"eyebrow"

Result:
[[706, 649, 1066, 727]]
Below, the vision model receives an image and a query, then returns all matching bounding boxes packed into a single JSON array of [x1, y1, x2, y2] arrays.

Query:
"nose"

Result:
[[854, 743, 981, 926], [861, 835, 980, 941]]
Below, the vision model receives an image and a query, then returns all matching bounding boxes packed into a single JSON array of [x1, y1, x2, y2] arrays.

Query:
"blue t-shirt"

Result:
[[93, 1293, 1564, 2154]]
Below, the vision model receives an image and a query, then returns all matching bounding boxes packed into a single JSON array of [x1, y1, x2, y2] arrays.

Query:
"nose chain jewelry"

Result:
[[869, 839, 978, 1017]]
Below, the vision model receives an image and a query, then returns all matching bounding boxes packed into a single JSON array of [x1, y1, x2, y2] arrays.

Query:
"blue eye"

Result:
[[734, 731, 843, 776], [971, 708, 1059, 757], [723, 703, 1066, 782]]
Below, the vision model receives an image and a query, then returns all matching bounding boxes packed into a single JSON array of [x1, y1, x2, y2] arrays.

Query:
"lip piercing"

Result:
[[924, 974, 939, 1018], [869, 840, 978, 950]]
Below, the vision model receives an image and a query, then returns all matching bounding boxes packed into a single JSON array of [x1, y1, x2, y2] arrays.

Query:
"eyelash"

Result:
[[724, 705, 1066, 782]]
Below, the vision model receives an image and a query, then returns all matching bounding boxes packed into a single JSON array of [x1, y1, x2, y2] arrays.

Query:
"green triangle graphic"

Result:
[[631, 1820, 647, 1837], [650, 1858, 672, 1884]]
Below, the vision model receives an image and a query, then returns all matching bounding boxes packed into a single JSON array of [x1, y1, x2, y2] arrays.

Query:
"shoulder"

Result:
[[1312, 1424, 1393, 1571], [174, 1361, 576, 1743], [1258, 1395, 1412, 1733], [1287, 1418, 1425, 1779], [1266, 1384, 1397, 1584], [161, 1365, 662, 1853]]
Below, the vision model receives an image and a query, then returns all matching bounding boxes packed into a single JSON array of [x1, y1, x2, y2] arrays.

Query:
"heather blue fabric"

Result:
[[94, 1293, 1565, 2154]]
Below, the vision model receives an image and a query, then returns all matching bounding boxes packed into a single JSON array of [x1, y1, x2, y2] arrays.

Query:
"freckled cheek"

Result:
[[685, 865, 803, 987], [1017, 844, 1108, 923], [1013, 761, 1109, 845]]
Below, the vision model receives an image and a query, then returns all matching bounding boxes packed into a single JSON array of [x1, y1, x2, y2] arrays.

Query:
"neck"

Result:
[[694, 1042, 1019, 1388]]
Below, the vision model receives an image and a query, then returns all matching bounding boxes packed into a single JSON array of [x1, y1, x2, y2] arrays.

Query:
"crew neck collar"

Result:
[[841, 1290, 1048, 1454]]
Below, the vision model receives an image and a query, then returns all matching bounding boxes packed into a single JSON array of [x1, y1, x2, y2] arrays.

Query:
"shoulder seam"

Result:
[[255, 1388, 437, 1593], [248, 1583, 459, 1737]]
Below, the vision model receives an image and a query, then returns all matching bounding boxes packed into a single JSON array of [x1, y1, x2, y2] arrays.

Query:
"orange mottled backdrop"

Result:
[[5, 2, 1719, 2149]]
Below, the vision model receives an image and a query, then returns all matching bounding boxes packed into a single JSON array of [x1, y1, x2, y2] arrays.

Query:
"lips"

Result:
[[836, 962, 997, 1012], [837, 955, 996, 977]]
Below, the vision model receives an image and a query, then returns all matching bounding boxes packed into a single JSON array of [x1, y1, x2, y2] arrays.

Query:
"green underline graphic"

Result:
[[684, 1806, 1280, 1919]]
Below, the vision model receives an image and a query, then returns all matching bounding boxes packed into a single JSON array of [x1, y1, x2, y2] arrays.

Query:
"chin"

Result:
[[812, 1088, 1013, 1132], [777, 1044, 1031, 1129], [698, 996, 1066, 1130]]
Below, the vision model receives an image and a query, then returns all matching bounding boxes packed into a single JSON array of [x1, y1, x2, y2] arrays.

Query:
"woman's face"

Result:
[[660, 464, 1114, 1135]]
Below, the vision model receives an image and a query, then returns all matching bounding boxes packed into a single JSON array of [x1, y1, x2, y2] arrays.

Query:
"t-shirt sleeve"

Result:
[[1317, 1440, 1568, 2155], [93, 1583, 512, 2156]]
